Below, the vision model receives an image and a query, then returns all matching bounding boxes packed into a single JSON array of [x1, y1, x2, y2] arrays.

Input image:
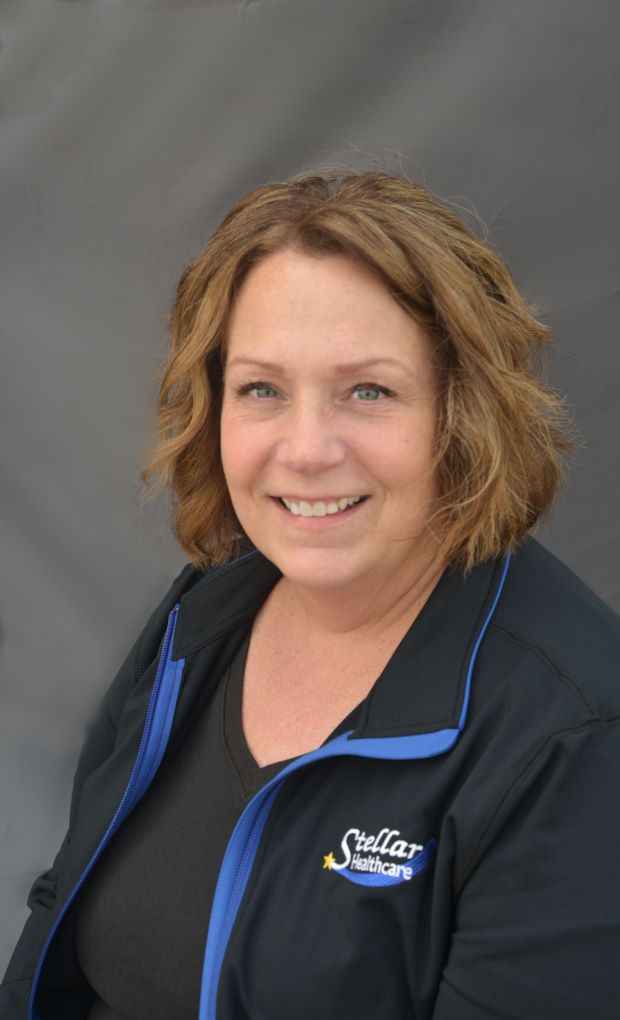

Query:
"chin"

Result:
[[267, 545, 371, 590]]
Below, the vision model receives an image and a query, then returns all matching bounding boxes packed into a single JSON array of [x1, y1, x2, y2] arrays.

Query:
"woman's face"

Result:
[[220, 248, 440, 595]]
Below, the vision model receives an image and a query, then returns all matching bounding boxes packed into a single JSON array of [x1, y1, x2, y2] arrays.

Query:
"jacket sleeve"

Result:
[[0, 563, 198, 996], [432, 718, 620, 1020]]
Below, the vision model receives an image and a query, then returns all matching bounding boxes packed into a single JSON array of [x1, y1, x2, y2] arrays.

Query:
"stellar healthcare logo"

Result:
[[323, 826, 437, 887]]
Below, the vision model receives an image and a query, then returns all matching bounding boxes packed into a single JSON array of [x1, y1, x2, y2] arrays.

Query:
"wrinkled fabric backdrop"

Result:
[[1, 0, 619, 971]]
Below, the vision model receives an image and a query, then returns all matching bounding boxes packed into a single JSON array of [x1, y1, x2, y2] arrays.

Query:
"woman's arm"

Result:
[[432, 719, 620, 1019], [0, 563, 198, 1007]]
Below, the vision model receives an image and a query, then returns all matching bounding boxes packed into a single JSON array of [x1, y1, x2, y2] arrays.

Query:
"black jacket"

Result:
[[2, 537, 620, 1020]]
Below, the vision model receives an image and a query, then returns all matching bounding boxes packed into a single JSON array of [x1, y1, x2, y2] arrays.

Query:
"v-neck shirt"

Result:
[[75, 627, 362, 1020]]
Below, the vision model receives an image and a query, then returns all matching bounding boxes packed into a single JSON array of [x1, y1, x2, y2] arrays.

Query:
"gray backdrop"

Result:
[[1, 0, 618, 971]]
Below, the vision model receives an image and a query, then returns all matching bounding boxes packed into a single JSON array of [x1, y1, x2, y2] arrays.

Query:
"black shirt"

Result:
[[75, 627, 361, 1020]]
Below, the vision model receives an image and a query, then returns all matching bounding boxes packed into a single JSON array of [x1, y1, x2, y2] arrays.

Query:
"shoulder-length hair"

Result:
[[142, 170, 575, 572]]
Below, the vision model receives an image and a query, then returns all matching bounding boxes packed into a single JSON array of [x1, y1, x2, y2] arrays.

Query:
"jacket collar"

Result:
[[172, 543, 511, 739]]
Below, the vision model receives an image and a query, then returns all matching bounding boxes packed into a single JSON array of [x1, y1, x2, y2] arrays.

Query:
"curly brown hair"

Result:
[[141, 169, 575, 571]]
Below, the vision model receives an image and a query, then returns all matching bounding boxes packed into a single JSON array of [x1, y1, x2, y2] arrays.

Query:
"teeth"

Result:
[[280, 496, 364, 517]]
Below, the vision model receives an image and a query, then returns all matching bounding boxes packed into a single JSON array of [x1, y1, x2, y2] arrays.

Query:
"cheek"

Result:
[[380, 449, 438, 513], [220, 416, 244, 486], [220, 415, 264, 487], [375, 420, 436, 481]]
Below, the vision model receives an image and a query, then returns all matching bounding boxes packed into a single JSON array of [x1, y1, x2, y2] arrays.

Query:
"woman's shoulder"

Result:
[[488, 536, 620, 720]]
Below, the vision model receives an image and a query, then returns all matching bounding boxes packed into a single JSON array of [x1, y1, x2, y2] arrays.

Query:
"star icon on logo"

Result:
[[323, 851, 336, 870]]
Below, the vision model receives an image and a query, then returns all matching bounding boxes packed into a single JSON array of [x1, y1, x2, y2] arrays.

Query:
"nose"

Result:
[[273, 396, 347, 475]]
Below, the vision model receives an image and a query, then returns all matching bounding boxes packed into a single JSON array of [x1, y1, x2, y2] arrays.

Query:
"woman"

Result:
[[3, 170, 620, 1020]]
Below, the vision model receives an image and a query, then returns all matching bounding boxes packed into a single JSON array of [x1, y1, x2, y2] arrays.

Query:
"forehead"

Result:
[[225, 249, 432, 373]]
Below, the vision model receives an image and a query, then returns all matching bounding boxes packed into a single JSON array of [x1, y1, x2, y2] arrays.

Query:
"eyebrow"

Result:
[[226, 356, 409, 374]]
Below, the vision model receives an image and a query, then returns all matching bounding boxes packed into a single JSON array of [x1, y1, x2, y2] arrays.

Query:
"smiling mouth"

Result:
[[276, 496, 369, 518]]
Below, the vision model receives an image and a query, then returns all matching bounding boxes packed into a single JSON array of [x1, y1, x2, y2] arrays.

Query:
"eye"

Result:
[[352, 382, 394, 401], [236, 380, 278, 399]]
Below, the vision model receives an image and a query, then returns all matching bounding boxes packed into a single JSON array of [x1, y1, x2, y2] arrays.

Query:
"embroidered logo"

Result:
[[322, 826, 437, 886]]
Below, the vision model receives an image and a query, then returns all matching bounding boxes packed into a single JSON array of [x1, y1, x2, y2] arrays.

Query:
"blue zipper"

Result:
[[28, 604, 186, 1020], [198, 725, 461, 1020], [199, 550, 512, 1020]]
